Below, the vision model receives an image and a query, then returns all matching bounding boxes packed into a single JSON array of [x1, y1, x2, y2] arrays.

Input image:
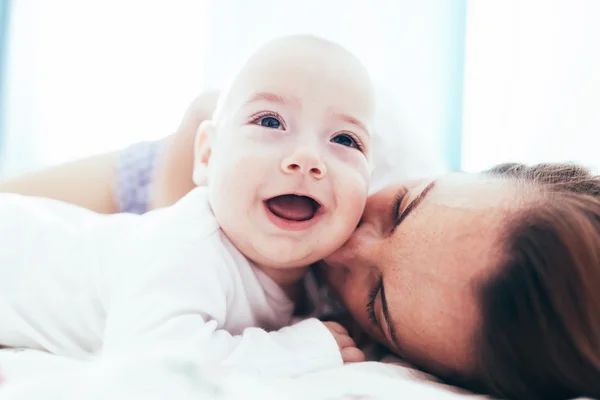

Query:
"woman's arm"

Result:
[[149, 92, 219, 209], [0, 92, 219, 213], [148, 129, 197, 209], [0, 152, 120, 214]]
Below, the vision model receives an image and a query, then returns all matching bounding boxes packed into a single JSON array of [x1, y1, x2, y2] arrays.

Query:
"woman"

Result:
[[321, 162, 600, 399], [2, 100, 599, 399]]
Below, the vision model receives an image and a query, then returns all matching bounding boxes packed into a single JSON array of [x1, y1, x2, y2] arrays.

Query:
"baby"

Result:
[[0, 35, 375, 376]]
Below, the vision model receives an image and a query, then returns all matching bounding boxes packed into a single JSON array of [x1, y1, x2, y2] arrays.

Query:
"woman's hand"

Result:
[[322, 321, 366, 363]]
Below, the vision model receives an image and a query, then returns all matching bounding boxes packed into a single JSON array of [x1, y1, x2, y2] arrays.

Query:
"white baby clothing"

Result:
[[0, 188, 342, 377]]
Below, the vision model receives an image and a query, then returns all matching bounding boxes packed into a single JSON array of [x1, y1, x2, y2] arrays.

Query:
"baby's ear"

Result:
[[192, 120, 215, 186]]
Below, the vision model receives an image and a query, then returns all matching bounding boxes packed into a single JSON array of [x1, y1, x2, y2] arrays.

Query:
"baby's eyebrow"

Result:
[[334, 112, 370, 137], [244, 92, 298, 106]]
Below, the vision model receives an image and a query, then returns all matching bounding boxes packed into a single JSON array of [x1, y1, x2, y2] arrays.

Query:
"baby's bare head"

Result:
[[213, 35, 375, 127], [195, 35, 375, 274]]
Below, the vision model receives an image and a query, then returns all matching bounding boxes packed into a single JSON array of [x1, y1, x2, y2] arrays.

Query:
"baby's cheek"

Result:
[[331, 148, 371, 184], [331, 144, 370, 169], [333, 168, 369, 213], [328, 191, 367, 254]]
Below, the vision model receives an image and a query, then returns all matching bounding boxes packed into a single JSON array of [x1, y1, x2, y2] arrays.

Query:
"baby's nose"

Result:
[[281, 149, 327, 179]]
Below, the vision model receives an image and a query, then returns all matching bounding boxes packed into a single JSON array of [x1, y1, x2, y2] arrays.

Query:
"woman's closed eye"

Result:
[[366, 278, 383, 325], [390, 187, 409, 230], [366, 279, 400, 350], [391, 181, 436, 233]]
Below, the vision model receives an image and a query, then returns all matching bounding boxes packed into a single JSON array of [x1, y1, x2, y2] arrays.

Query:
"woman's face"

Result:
[[321, 173, 520, 373]]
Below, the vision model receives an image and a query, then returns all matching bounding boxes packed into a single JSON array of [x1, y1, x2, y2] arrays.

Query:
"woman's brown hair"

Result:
[[459, 163, 600, 399]]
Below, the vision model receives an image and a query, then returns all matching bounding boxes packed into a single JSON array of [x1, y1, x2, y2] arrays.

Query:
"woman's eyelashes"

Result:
[[250, 112, 285, 130], [366, 279, 382, 325], [391, 188, 409, 225]]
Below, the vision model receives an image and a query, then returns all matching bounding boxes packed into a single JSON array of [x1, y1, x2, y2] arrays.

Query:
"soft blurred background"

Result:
[[0, 0, 598, 178]]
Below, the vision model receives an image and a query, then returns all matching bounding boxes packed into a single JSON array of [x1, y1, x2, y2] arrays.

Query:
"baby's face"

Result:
[[204, 38, 375, 271]]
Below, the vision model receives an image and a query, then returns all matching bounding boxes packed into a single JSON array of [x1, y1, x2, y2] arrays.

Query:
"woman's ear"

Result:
[[192, 120, 215, 186]]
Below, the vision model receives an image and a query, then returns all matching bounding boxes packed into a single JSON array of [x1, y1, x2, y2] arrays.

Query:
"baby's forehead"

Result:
[[230, 54, 373, 110], [213, 37, 375, 127], [248, 40, 368, 80]]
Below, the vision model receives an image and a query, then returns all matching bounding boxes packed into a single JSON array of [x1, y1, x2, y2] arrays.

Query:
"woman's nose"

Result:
[[281, 148, 327, 180]]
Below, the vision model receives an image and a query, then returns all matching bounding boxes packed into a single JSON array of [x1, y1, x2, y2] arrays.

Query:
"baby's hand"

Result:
[[323, 321, 366, 363]]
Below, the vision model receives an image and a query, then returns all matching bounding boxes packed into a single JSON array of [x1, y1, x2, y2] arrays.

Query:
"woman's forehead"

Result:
[[384, 176, 513, 272], [384, 173, 519, 210], [384, 203, 506, 282]]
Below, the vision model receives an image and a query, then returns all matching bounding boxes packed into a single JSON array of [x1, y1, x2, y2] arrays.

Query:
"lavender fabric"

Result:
[[115, 140, 161, 214]]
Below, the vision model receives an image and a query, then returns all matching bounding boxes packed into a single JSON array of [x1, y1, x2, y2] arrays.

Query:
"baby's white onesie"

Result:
[[0, 188, 342, 377]]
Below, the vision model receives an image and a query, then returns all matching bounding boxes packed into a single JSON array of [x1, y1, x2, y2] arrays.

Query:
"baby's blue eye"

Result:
[[332, 133, 360, 149], [260, 117, 282, 129]]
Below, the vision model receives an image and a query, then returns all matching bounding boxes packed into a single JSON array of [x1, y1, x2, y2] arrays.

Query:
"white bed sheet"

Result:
[[0, 348, 484, 400]]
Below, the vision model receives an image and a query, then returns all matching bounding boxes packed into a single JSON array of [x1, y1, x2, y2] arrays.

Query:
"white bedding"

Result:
[[0, 348, 483, 399]]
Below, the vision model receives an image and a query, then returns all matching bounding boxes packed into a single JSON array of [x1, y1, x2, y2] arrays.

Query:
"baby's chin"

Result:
[[253, 251, 318, 270], [250, 244, 332, 271]]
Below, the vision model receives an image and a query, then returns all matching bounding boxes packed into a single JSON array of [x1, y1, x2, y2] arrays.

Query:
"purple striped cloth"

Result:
[[114, 140, 161, 214]]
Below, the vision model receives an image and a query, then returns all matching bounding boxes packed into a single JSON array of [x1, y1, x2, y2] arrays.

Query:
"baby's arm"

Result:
[[179, 318, 361, 377], [0, 194, 105, 357], [105, 316, 352, 378], [100, 231, 354, 377]]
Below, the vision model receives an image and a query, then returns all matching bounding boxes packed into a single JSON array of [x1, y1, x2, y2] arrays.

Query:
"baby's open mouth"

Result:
[[265, 194, 321, 222]]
